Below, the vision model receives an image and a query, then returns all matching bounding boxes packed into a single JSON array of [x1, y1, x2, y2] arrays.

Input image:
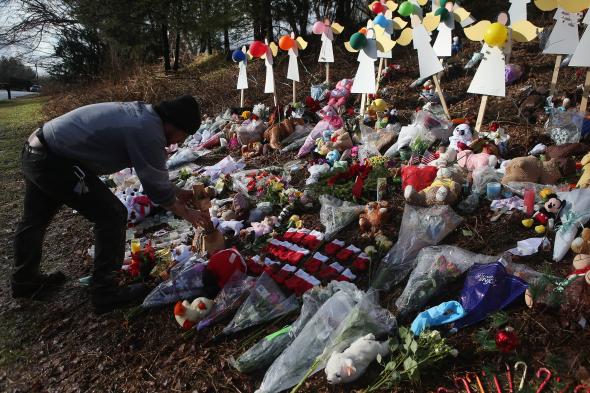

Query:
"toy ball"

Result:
[[374, 14, 390, 28], [349, 32, 367, 50], [231, 49, 246, 62], [484, 22, 508, 47], [279, 35, 294, 50], [371, 1, 385, 14], [372, 98, 387, 112], [398, 1, 415, 17], [249, 40, 267, 58], [312, 21, 325, 34]]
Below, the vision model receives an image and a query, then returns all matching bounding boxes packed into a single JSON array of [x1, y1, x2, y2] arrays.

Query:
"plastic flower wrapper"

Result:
[[255, 282, 364, 393], [395, 246, 498, 317], [142, 260, 206, 308], [230, 167, 284, 195], [202, 155, 245, 182], [372, 204, 463, 291], [196, 270, 256, 331], [544, 109, 583, 145], [223, 272, 300, 336], [319, 195, 365, 241], [504, 182, 560, 203], [231, 284, 337, 374], [553, 188, 590, 262]]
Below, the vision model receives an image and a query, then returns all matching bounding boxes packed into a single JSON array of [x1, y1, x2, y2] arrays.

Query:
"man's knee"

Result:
[[96, 201, 128, 228]]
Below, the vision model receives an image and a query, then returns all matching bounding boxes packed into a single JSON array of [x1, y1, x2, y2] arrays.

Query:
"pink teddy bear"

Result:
[[457, 150, 498, 171], [328, 79, 354, 108]]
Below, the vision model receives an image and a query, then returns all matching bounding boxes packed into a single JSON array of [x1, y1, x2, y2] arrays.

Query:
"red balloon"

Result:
[[249, 41, 267, 58], [371, 1, 385, 14], [495, 329, 519, 353]]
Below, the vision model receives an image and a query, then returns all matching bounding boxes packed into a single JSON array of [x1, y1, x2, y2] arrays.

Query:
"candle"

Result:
[[523, 187, 535, 216], [131, 239, 141, 253], [487, 182, 501, 200]]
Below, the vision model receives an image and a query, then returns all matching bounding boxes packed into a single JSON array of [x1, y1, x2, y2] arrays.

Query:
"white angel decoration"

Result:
[[232, 46, 250, 106], [279, 33, 308, 103], [569, 10, 590, 112], [312, 18, 344, 82], [509, 0, 532, 24], [428, 0, 473, 57]]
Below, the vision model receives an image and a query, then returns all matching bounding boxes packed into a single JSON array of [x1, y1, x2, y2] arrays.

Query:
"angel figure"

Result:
[[236, 46, 249, 91], [313, 19, 344, 63], [263, 39, 278, 94], [509, 0, 532, 24], [429, 0, 474, 57], [569, 10, 590, 67], [351, 31, 379, 94], [284, 33, 308, 82], [534, 0, 587, 55]]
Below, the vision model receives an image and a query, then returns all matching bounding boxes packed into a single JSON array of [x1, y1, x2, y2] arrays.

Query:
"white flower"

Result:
[[450, 349, 459, 357]]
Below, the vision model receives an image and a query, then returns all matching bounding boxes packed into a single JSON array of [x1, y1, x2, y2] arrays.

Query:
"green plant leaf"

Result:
[[410, 340, 418, 354]]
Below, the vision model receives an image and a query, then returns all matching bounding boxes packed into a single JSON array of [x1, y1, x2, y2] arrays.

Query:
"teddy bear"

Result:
[[571, 228, 590, 285], [241, 141, 264, 159], [174, 297, 214, 330], [456, 149, 498, 172], [501, 156, 575, 185], [328, 78, 353, 108], [358, 201, 389, 236], [448, 123, 473, 151], [577, 152, 590, 188], [192, 183, 216, 212], [325, 334, 390, 385], [327, 128, 354, 152], [263, 118, 305, 150], [404, 167, 462, 206]]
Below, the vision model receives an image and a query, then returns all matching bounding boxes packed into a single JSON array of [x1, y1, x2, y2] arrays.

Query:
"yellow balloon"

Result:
[[372, 98, 387, 112], [483, 22, 508, 47]]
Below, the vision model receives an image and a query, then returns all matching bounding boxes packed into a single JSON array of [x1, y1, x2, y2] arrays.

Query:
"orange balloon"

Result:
[[279, 35, 294, 50], [359, 27, 368, 35]]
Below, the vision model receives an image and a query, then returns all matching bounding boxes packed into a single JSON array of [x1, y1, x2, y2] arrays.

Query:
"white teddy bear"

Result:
[[325, 333, 390, 384]]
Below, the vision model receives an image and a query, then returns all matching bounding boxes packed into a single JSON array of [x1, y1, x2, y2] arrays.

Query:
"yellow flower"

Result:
[[539, 188, 553, 201]]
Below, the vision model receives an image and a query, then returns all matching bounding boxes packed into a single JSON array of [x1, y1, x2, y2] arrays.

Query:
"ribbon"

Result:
[[556, 210, 590, 233]]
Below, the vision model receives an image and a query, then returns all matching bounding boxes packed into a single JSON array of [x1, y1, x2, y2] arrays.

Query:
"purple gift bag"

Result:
[[454, 262, 528, 329]]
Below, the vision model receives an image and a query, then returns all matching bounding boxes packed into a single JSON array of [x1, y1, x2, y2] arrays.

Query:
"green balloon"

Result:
[[435, 7, 449, 19], [349, 32, 367, 50], [398, 1, 415, 17]]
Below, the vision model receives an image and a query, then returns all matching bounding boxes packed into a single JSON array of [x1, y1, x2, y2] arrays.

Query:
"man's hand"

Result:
[[185, 208, 213, 230], [175, 187, 194, 204]]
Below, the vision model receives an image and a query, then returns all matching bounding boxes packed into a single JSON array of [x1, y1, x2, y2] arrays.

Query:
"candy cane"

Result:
[[574, 385, 590, 393], [514, 362, 528, 391], [535, 368, 552, 393], [506, 363, 514, 393], [466, 372, 487, 393], [455, 376, 473, 393], [493, 373, 504, 393]]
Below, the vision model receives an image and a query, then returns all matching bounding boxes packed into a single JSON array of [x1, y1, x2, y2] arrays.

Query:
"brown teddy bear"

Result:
[[264, 118, 305, 150], [571, 228, 590, 285], [359, 201, 389, 236], [577, 152, 590, 188], [501, 156, 575, 185], [404, 168, 462, 206]]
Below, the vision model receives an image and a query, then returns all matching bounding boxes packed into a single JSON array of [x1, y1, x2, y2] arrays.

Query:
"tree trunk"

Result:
[[252, 0, 262, 39], [297, 0, 309, 37], [207, 33, 213, 55], [173, 31, 181, 71], [263, 0, 273, 41], [223, 27, 230, 56], [335, 0, 354, 31], [162, 23, 171, 71]]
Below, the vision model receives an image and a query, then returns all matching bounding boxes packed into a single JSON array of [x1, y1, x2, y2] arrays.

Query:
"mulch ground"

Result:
[[1, 31, 589, 393]]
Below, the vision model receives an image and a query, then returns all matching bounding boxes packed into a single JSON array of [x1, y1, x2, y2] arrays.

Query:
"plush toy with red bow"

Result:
[[571, 228, 590, 285], [448, 124, 473, 151], [174, 297, 214, 329], [328, 78, 353, 108]]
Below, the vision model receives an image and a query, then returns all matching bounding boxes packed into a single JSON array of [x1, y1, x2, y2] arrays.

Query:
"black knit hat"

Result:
[[154, 95, 201, 134]]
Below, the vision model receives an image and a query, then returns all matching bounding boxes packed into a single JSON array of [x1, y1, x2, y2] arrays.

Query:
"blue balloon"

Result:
[[232, 49, 246, 62], [374, 14, 390, 28]]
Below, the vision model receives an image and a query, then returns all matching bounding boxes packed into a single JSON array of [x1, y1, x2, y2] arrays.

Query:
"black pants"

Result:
[[13, 141, 128, 288]]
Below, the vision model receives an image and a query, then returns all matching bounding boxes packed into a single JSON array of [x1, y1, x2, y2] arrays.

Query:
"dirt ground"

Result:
[[1, 34, 590, 393]]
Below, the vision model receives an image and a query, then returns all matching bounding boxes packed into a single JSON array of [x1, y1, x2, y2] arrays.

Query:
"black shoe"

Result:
[[91, 283, 150, 314], [11, 271, 67, 298]]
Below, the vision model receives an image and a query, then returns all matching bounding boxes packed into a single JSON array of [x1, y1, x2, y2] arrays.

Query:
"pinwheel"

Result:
[[312, 18, 344, 83], [232, 46, 251, 107], [569, 10, 590, 112], [279, 33, 308, 103]]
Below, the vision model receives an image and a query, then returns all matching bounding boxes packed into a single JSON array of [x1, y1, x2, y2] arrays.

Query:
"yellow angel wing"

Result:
[[392, 16, 408, 30], [385, 0, 398, 11], [331, 22, 345, 34], [269, 42, 278, 57], [534, 0, 558, 11], [511, 20, 543, 42], [395, 27, 413, 46], [559, 0, 590, 12], [344, 41, 359, 52], [374, 25, 396, 52], [416, 0, 428, 6], [423, 12, 441, 32], [296, 36, 308, 50], [453, 7, 471, 23], [464, 20, 491, 42]]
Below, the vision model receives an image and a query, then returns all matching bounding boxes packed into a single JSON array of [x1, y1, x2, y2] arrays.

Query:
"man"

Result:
[[12, 95, 209, 312]]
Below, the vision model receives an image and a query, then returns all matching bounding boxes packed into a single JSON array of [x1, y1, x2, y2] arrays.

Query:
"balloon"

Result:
[[231, 49, 246, 62], [359, 27, 368, 35], [398, 1, 415, 17], [279, 35, 294, 50], [434, 7, 449, 19], [483, 22, 508, 47], [349, 32, 367, 50], [372, 98, 387, 112], [249, 40, 267, 58], [374, 14, 390, 28], [312, 21, 325, 34], [371, 1, 385, 14]]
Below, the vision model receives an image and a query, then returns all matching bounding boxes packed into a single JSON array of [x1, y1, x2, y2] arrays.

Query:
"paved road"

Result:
[[0, 91, 39, 100]]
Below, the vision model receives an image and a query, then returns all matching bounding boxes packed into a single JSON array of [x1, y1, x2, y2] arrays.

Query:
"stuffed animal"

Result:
[[241, 141, 264, 159], [174, 297, 214, 329], [359, 201, 389, 236], [456, 150, 498, 171], [571, 228, 590, 285], [232, 193, 251, 221], [326, 150, 341, 165], [325, 334, 390, 385], [263, 118, 305, 150], [297, 105, 344, 157], [327, 128, 354, 152], [401, 165, 438, 192], [128, 194, 153, 224], [328, 78, 354, 108], [448, 124, 473, 151], [545, 143, 589, 160], [236, 119, 267, 145], [192, 183, 216, 212], [429, 148, 457, 168], [404, 167, 462, 206], [240, 216, 278, 240], [531, 194, 562, 233], [577, 152, 590, 188], [501, 156, 575, 185]]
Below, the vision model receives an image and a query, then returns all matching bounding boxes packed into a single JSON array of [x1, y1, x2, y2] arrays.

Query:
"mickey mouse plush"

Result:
[[532, 194, 563, 233]]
